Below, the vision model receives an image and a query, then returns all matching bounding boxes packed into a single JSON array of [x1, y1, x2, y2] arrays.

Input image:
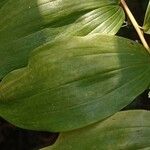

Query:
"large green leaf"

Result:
[[0, 0, 125, 79], [41, 110, 150, 150], [143, 0, 150, 34], [0, 34, 149, 132]]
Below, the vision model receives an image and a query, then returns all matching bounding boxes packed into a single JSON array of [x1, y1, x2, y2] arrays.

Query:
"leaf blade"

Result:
[[0, 34, 149, 132], [41, 110, 150, 150]]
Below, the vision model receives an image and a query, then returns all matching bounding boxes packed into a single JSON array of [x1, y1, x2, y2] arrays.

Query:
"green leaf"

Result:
[[0, 0, 8, 8], [0, 34, 149, 132], [41, 110, 150, 150], [0, 0, 125, 79], [0, 26, 68, 79], [143, 0, 150, 34], [58, 5, 125, 37]]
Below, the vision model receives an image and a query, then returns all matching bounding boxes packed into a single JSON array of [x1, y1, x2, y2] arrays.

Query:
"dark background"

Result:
[[0, 0, 150, 149]]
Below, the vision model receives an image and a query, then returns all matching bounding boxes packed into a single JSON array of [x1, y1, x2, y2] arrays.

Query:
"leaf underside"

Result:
[[0, 0, 125, 79], [0, 34, 150, 132]]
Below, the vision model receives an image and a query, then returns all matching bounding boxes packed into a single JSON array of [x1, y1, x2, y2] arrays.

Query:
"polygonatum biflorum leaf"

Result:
[[0, 0, 125, 79], [57, 5, 125, 37], [0, 34, 150, 132], [41, 110, 150, 150], [143, 0, 150, 34]]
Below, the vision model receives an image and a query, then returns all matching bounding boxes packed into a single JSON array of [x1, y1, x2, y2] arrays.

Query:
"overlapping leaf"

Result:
[[41, 110, 150, 150], [0, 34, 149, 132], [58, 5, 125, 37], [0, 0, 125, 79], [143, 0, 150, 34]]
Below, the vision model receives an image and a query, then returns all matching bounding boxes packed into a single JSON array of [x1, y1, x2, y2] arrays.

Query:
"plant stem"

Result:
[[120, 0, 150, 53]]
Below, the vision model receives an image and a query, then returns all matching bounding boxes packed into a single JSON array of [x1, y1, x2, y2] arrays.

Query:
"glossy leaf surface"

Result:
[[0, 34, 150, 132], [41, 110, 150, 150], [0, 0, 125, 79], [143, 0, 150, 34]]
